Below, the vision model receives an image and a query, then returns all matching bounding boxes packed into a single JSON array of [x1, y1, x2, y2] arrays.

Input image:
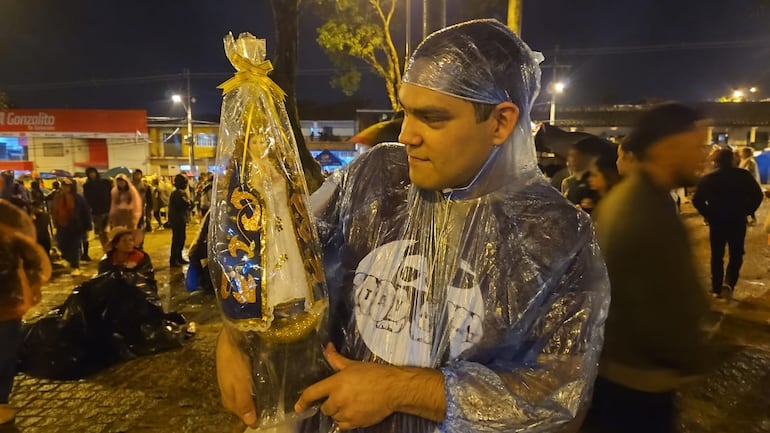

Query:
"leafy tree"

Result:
[[269, 0, 324, 192], [310, 0, 403, 111]]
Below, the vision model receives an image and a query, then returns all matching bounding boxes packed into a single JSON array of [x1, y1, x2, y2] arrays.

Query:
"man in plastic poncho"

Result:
[[217, 19, 610, 433]]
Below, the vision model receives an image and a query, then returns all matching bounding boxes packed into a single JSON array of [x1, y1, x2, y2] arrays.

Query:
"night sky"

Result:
[[0, 0, 768, 120]]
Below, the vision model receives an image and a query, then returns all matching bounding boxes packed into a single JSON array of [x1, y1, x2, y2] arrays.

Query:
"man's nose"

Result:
[[398, 117, 421, 146]]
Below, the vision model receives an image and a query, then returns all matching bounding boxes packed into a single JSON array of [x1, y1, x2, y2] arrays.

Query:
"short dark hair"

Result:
[[471, 102, 497, 122], [713, 148, 735, 169], [623, 103, 706, 160], [572, 136, 612, 157]]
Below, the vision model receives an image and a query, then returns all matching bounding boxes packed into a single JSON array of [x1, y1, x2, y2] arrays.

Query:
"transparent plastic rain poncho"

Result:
[[209, 33, 331, 430], [310, 19, 610, 433]]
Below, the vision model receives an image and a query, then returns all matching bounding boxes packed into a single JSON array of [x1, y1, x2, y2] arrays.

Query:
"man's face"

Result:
[[133, 171, 142, 182], [88, 171, 97, 180], [616, 144, 637, 177], [566, 149, 591, 173], [658, 125, 710, 187], [398, 84, 502, 190]]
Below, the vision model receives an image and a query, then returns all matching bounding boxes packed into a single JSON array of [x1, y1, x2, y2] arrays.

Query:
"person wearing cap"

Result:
[[217, 19, 609, 433], [589, 103, 714, 433], [0, 198, 51, 425], [692, 148, 763, 300], [98, 227, 153, 276], [51, 178, 92, 277]]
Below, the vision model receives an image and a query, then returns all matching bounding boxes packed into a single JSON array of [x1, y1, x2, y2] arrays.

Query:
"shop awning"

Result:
[[0, 160, 34, 171]]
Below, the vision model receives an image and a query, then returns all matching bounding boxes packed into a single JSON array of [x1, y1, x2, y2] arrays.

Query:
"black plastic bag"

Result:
[[18, 271, 185, 380]]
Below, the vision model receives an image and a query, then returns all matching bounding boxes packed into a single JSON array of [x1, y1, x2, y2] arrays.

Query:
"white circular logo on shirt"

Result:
[[353, 240, 484, 367]]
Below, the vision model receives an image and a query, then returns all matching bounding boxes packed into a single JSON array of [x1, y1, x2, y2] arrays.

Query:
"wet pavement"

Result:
[[2, 200, 770, 433], [3, 221, 244, 433]]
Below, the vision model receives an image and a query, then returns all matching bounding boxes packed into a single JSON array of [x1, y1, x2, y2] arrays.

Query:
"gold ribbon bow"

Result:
[[217, 53, 287, 101]]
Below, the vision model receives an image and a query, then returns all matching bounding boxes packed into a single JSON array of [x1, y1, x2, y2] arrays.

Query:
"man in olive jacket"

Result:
[[589, 104, 712, 433]]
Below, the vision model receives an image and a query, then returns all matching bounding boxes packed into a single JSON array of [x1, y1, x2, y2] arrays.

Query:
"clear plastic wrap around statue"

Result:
[[216, 20, 610, 433], [209, 32, 332, 432]]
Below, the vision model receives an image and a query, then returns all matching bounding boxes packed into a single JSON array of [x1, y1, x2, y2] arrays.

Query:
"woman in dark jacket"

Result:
[[51, 178, 91, 277]]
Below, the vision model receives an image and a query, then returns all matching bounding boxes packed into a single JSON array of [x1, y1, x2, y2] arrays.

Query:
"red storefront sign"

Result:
[[0, 109, 147, 136]]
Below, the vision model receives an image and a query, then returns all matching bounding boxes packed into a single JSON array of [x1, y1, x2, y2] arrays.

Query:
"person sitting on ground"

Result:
[[98, 227, 156, 295]]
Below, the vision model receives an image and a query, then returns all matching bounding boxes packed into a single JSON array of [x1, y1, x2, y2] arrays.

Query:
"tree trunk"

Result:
[[507, 0, 523, 35], [270, 0, 324, 193]]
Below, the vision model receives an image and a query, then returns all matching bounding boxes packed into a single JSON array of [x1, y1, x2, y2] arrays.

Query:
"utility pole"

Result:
[[405, 0, 412, 60], [185, 68, 196, 176], [507, 0, 523, 35], [541, 46, 571, 125], [422, 0, 446, 38]]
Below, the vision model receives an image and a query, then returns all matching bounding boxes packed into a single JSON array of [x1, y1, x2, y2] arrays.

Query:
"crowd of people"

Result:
[[0, 18, 767, 433], [0, 168, 214, 425], [0, 168, 214, 273]]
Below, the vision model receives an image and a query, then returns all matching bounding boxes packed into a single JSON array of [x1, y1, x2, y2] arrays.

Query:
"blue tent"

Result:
[[314, 150, 343, 167], [755, 151, 770, 184], [103, 166, 132, 179]]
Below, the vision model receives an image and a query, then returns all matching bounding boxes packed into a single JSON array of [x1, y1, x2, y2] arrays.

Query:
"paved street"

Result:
[[2, 201, 770, 433], [4, 221, 243, 433]]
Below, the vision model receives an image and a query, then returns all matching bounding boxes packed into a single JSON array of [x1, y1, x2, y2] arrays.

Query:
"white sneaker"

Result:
[[70, 268, 82, 277]]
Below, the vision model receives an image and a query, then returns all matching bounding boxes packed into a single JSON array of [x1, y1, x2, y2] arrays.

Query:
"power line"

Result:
[[3, 38, 769, 92], [539, 38, 770, 56]]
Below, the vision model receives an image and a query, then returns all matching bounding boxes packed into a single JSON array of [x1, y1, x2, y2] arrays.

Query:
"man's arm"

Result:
[[691, 178, 710, 217], [745, 171, 764, 214]]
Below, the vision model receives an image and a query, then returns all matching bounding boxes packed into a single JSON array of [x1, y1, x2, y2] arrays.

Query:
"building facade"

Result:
[[533, 102, 770, 149], [0, 109, 149, 175]]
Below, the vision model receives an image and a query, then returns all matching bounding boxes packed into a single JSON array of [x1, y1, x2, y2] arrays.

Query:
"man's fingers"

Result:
[[216, 330, 258, 428], [324, 343, 354, 371], [222, 383, 258, 427], [295, 377, 333, 413]]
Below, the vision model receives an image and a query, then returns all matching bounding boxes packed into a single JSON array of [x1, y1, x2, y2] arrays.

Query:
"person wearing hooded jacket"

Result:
[[0, 198, 51, 425], [109, 173, 143, 248], [216, 20, 609, 433], [168, 174, 192, 267]]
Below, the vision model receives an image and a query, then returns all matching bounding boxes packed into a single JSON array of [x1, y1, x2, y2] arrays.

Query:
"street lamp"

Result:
[[172, 93, 195, 176], [549, 81, 565, 125], [732, 89, 745, 100]]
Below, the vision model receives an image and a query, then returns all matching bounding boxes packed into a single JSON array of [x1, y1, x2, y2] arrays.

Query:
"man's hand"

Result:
[[295, 344, 446, 431], [216, 328, 258, 428]]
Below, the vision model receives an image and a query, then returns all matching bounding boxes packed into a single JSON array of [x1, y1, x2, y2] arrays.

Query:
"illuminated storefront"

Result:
[[0, 109, 148, 175]]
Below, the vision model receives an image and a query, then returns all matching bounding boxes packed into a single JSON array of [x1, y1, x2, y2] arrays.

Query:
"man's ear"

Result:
[[491, 102, 520, 146]]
